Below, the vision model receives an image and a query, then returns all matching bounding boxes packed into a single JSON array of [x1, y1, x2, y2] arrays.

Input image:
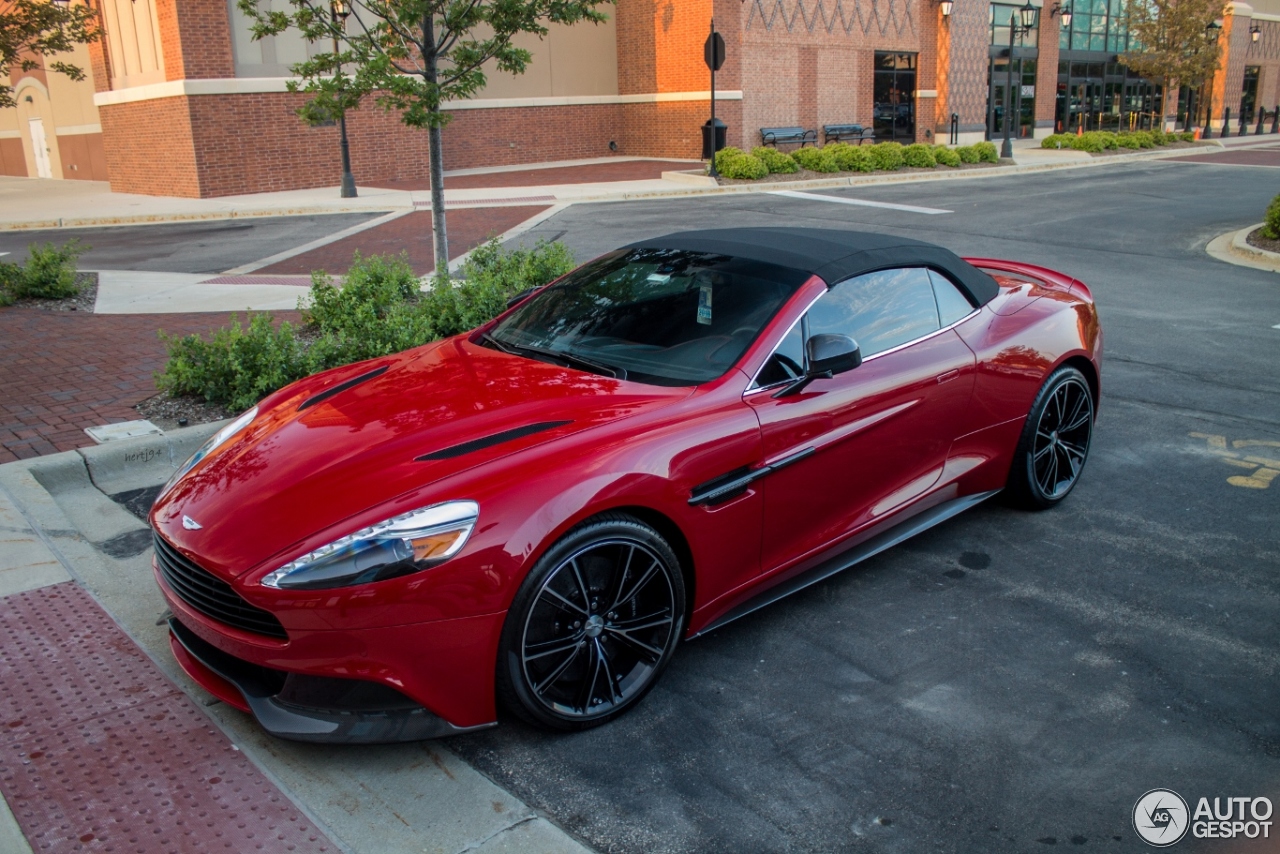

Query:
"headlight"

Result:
[[261, 501, 479, 590], [159, 406, 257, 499]]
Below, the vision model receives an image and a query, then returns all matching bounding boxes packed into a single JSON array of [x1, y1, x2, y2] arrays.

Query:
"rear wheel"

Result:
[[1006, 366, 1094, 510], [497, 515, 685, 731]]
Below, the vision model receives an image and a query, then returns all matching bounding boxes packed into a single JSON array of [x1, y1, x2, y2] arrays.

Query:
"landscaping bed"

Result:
[[710, 141, 1002, 185]]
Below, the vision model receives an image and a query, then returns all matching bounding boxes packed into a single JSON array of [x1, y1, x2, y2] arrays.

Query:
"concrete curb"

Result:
[[0, 142, 1232, 232], [1206, 222, 1280, 274]]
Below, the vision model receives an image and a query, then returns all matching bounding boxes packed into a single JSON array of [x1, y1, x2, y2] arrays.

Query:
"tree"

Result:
[[1121, 0, 1225, 124], [0, 0, 100, 109], [238, 0, 612, 271]]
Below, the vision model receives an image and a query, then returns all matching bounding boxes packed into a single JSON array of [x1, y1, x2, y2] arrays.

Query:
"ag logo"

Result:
[[1134, 789, 1190, 847]]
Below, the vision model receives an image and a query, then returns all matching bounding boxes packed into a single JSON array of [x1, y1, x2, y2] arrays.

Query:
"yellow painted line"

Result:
[[1229, 468, 1280, 489]]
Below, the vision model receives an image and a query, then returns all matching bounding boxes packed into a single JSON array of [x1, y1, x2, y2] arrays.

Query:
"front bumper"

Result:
[[168, 617, 494, 743]]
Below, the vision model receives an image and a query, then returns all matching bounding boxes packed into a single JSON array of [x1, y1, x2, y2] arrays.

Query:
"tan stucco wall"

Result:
[[103, 0, 166, 87], [47, 44, 102, 129]]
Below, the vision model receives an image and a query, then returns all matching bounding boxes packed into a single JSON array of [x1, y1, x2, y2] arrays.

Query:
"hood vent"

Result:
[[416, 420, 572, 462], [298, 365, 389, 411]]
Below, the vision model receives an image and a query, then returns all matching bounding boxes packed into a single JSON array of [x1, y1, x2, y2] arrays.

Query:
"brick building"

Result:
[[3, 0, 1279, 197]]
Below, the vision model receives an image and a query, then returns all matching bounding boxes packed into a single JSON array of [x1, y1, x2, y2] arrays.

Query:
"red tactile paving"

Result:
[[258, 206, 550, 276], [1166, 146, 1280, 167], [366, 159, 700, 192], [0, 309, 303, 465], [0, 582, 334, 853]]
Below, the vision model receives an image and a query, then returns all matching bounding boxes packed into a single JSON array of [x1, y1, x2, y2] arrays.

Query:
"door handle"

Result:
[[936, 370, 960, 384]]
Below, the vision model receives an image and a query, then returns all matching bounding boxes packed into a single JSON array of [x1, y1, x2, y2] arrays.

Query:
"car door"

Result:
[[746, 267, 978, 575]]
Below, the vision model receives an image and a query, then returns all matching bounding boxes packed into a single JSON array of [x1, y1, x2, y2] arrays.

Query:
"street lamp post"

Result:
[[332, 0, 356, 198], [1001, 1, 1037, 159]]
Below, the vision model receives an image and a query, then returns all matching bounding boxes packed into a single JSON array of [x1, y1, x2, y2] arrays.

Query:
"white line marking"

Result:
[[768, 190, 952, 215], [1273, 323, 1280, 329]]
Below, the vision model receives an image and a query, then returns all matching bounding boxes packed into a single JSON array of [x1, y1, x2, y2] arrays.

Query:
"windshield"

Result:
[[486, 248, 809, 386]]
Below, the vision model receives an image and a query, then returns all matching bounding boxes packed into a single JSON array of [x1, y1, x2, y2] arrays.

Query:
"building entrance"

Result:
[[873, 52, 917, 142], [987, 55, 1037, 140]]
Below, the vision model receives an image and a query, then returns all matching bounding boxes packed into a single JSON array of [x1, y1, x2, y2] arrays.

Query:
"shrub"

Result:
[[1261, 192, 1280, 239], [1179, 131, 1196, 142], [1041, 133, 1076, 149], [791, 146, 840, 173], [826, 142, 874, 172], [955, 145, 981, 164], [714, 147, 769, 180], [1071, 131, 1117, 153], [903, 143, 937, 168], [752, 146, 799, 174], [422, 238, 576, 339], [157, 241, 577, 409], [973, 141, 1000, 163], [0, 240, 86, 300], [1116, 133, 1143, 149], [867, 142, 906, 171], [935, 147, 962, 167], [157, 313, 313, 413]]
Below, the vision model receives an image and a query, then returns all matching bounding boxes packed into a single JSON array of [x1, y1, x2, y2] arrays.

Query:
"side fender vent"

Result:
[[416, 421, 572, 461], [298, 365, 389, 411]]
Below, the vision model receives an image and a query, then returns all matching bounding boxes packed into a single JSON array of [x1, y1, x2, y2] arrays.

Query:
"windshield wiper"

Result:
[[489, 336, 626, 380]]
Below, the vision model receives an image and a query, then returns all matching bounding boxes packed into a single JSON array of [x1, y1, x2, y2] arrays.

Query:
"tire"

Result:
[[1006, 366, 1095, 510], [496, 513, 686, 731]]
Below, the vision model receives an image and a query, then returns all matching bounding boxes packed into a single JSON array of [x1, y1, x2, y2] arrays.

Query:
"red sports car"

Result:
[[151, 228, 1101, 742]]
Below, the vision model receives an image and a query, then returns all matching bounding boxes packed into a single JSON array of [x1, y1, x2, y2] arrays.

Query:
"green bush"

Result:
[[157, 313, 312, 413], [752, 146, 799, 174], [973, 141, 1000, 163], [1261, 192, 1280, 239], [1071, 131, 1117, 153], [0, 240, 86, 301], [714, 147, 769, 180], [867, 142, 906, 171], [791, 146, 840, 173], [935, 147, 962, 167], [903, 143, 937, 168], [1179, 131, 1196, 142], [826, 142, 874, 172], [157, 241, 577, 409], [1041, 133, 1076, 149], [955, 145, 981, 164], [422, 238, 576, 340]]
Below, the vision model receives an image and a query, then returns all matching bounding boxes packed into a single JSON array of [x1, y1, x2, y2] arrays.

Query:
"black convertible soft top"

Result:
[[625, 227, 999, 307]]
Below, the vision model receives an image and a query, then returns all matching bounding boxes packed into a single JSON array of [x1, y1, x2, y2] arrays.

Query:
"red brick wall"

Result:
[[99, 97, 200, 196], [1036, 14, 1060, 131], [1248, 20, 1280, 116], [155, 0, 235, 81]]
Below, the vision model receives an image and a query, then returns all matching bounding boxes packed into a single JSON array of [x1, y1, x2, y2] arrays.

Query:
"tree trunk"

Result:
[[427, 122, 448, 275], [423, 16, 449, 275]]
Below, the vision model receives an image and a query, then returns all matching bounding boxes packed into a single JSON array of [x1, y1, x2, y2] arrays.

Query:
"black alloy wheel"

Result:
[[497, 514, 685, 731], [1007, 366, 1095, 510]]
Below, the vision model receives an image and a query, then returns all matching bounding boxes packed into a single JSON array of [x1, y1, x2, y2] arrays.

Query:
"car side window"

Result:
[[755, 316, 806, 387], [808, 267, 941, 358], [928, 269, 976, 326]]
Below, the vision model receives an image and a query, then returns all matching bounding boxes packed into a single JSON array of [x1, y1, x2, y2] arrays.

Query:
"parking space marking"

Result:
[[1189, 432, 1280, 489], [767, 190, 952, 215]]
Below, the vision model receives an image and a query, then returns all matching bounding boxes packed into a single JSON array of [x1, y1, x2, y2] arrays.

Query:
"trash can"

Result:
[[701, 119, 727, 160]]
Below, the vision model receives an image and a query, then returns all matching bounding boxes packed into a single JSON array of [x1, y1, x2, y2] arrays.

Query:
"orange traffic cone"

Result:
[[1076, 124, 1083, 137], [1193, 128, 1201, 140]]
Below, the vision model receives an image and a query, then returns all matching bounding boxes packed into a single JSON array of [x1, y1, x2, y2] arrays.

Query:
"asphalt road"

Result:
[[0, 212, 382, 274], [433, 162, 1279, 854]]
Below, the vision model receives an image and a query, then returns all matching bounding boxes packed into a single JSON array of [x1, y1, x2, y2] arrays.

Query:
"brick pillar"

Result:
[[1036, 10, 1060, 135], [919, 0, 942, 142], [946, 0, 993, 140], [1209, 7, 1251, 131], [155, 0, 236, 81]]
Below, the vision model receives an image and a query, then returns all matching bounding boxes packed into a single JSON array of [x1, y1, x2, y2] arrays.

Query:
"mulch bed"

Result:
[[134, 394, 235, 431], [1246, 227, 1280, 254], [716, 161, 999, 186], [1088, 140, 1217, 156]]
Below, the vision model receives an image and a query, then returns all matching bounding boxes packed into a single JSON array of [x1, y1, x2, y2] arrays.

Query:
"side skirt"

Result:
[[692, 489, 1000, 637]]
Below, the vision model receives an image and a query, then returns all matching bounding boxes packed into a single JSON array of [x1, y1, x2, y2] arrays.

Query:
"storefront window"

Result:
[[991, 3, 1039, 47]]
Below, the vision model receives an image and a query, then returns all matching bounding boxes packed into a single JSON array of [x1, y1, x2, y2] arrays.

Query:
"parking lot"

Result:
[[5, 158, 1279, 853]]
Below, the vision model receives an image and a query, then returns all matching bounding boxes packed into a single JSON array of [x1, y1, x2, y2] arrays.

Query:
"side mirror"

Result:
[[773, 334, 861, 398], [806, 333, 862, 376]]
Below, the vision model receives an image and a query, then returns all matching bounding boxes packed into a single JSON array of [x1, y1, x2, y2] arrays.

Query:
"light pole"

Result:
[[1001, 1, 1038, 159], [332, 0, 357, 198], [1196, 20, 1221, 138]]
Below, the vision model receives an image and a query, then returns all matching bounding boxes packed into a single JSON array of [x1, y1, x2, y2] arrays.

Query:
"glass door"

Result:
[[873, 52, 917, 142], [987, 56, 1037, 139]]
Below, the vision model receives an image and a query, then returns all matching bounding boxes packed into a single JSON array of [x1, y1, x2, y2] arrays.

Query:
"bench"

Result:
[[760, 127, 817, 148], [823, 124, 876, 145]]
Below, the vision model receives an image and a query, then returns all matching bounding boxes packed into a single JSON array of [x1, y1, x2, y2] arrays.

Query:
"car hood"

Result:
[[152, 336, 689, 578]]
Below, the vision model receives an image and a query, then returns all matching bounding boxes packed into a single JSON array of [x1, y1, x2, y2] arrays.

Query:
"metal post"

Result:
[[1257, 108, 1266, 135], [333, 23, 356, 198], [706, 18, 720, 178], [1224, 107, 1231, 140], [1272, 105, 1279, 133], [950, 113, 959, 145], [1239, 103, 1248, 136], [1001, 14, 1016, 159]]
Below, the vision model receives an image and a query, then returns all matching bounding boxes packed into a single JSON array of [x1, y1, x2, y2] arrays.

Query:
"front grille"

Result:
[[154, 533, 287, 640]]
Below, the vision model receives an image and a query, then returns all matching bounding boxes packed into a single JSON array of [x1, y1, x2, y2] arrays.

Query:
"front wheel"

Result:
[[496, 514, 686, 731], [1006, 366, 1095, 510]]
